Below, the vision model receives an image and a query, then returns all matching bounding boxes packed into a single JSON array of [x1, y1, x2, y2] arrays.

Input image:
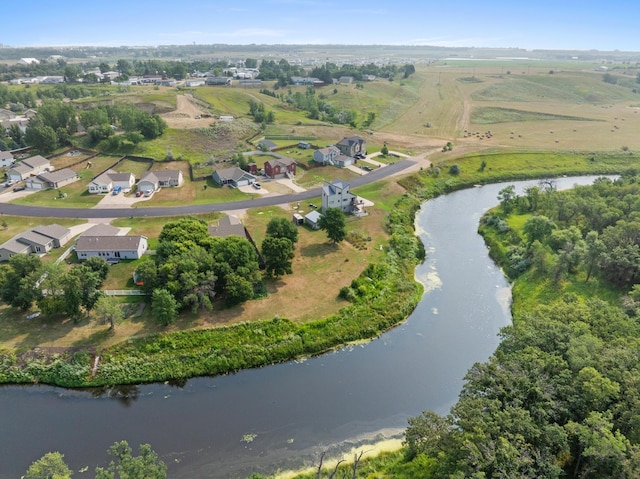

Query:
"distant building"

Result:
[[208, 215, 248, 239], [18, 58, 40, 65], [205, 77, 232, 86], [0, 224, 72, 262], [336, 136, 366, 158]]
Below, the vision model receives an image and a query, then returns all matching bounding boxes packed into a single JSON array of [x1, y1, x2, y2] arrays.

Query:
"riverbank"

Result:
[[1, 150, 639, 388]]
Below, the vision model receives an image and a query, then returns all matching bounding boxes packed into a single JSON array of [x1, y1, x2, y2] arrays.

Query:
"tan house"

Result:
[[6, 155, 51, 182], [26, 168, 79, 190]]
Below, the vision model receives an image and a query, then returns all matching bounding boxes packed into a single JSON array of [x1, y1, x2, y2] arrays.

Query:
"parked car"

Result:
[[143, 190, 152, 197], [135, 190, 143, 197], [112, 186, 122, 195], [252, 182, 261, 189], [5, 180, 15, 187], [26, 311, 41, 320], [12, 186, 25, 192]]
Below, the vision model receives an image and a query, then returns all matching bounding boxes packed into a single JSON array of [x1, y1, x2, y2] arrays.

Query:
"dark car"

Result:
[[12, 186, 25, 192]]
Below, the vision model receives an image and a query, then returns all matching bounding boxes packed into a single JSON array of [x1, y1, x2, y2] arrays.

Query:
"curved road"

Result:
[[0, 160, 414, 219]]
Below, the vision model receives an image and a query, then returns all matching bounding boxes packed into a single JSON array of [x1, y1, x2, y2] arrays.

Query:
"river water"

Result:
[[0, 176, 605, 478]]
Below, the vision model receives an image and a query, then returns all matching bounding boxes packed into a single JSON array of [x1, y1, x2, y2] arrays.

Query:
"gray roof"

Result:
[[0, 238, 31, 254], [214, 167, 256, 183], [140, 170, 181, 184], [92, 169, 134, 186], [37, 168, 77, 184], [82, 224, 121, 236], [337, 136, 365, 147], [305, 210, 322, 223], [22, 155, 50, 169], [76, 235, 146, 252], [266, 157, 296, 168], [9, 163, 33, 175], [322, 179, 351, 197], [0, 151, 13, 161], [208, 215, 247, 238], [32, 224, 71, 241], [17, 230, 53, 247]]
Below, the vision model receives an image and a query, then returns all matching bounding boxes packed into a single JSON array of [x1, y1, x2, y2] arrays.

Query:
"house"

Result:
[[305, 210, 323, 230], [338, 76, 354, 84], [137, 170, 184, 194], [6, 155, 51, 182], [0, 151, 14, 168], [88, 170, 136, 194], [334, 155, 355, 168], [205, 77, 232, 86], [290, 76, 320, 86], [18, 58, 40, 65], [32, 224, 73, 247], [0, 224, 72, 262], [322, 180, 357, 213], [208, 215, 248, 239], [219, 115, 234, 122], [264, 157, 297, 179], [26, 168, 79, 190], [257, 139, 277, 151], [238, 79, 263, 87], [75, 235, 148, 261], [298, 141, 311, 149], [185, 80, 205, 87], [0, 109, 14, 120], [313, 146, 340, 165], [362, 74, 376, 81], [82, 224, 122, 237], [212, 167, 257, 187], [336, 136, 366, 158]]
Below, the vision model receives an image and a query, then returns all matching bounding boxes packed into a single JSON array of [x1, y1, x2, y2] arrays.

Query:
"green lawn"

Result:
[[11, 170, 103, 208]]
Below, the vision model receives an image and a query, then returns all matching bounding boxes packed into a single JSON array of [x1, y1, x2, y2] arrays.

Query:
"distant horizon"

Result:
[[2, 43, 639, 54], [5, 1, 640, 52]]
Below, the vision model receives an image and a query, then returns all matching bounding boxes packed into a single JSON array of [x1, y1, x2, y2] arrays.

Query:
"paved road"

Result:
[[0, 159, 415, 219]]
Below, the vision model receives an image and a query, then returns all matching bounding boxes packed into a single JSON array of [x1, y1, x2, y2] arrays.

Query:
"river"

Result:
[[0, 176, 606, 478]]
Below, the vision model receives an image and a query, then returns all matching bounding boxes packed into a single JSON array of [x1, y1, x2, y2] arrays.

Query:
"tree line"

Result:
[[402, 174, 640, 478]]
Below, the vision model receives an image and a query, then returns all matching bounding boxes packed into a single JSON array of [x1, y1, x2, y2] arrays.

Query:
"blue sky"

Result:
[[4, 0, 639, 51]]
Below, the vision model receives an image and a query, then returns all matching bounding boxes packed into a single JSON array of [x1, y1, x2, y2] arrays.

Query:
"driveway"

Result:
[[93, 191, 154, 209]]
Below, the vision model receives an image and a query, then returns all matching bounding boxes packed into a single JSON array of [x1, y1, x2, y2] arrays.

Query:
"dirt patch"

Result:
[[162, 94, 212, 129]]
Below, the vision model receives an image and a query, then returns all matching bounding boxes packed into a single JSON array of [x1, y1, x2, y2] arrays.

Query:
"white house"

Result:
[[18, 58, 40, 65], [321, 180, 357, 213], [137, 170, 184, 194], [313, 146, 341, 165], [88, 170, 136, 194], [75, 235, 148, 261]]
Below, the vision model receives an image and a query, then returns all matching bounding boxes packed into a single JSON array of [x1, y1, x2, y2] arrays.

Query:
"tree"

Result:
[[318, 208, 346, 243], [244, 58, 258, 68], [381, 144, 389, 156], [134, 260, 158, 295], [83, 256, 109, 284], [151, 288, 179, 326], [523, 215, 556, 245], [0, 254, 42, 310], [25, 452, 72, 479], [95, 441, 166, 479], [262, 236, 294, 278], [94, 295, 123, 331], [224, 272, 255, 305], [266, 217, 299, 244], [498, 185, 517, 214], [25, 124, 57, 154]]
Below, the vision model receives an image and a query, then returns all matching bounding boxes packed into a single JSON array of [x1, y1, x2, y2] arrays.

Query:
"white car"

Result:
[[26, 311, 41, 320], [252, 183, 261, 190]]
